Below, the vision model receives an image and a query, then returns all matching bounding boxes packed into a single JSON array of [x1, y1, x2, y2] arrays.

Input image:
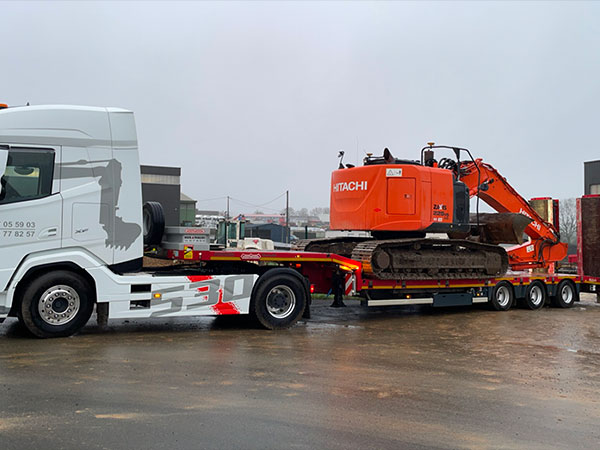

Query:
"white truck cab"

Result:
[[0, 105, 309, 337]]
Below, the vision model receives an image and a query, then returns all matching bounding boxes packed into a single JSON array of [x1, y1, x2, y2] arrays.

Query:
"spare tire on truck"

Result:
[[143, 201, 165, 245]]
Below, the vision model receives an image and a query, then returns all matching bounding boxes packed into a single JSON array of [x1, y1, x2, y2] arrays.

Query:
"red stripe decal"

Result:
[[211, 288, 240, 315], [187, 275, 213, 282]]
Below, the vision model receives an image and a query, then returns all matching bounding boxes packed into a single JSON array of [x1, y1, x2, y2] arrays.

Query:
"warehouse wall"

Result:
[[584, 160, 600, 195], [141, 165, 181, 227]]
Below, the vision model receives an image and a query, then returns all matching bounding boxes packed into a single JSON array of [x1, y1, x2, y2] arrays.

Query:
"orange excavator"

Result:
[[294, 144, 567, 280]]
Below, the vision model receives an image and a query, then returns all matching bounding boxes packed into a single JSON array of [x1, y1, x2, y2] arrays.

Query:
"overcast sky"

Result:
[[2, 1, 599, 215]]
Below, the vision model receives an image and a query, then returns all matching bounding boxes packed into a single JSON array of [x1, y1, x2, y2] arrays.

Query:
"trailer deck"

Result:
[[161, 247, 599, 311]]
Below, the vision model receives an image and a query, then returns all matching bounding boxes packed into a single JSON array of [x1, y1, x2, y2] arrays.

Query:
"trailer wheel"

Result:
[[143, 201, 165, 245], [19, 271, 94, 338], [490, 281, 514, 311], [523, 281, 547, 310], [250, 272, 306, 329], [552, 280, 577, 308]]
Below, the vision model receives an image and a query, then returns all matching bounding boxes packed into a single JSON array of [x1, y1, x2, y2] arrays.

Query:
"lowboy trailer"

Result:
[[167, 247, 596, 312]]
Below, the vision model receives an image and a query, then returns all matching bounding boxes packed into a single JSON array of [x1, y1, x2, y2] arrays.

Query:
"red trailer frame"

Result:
[[163, 247, 598, 312]]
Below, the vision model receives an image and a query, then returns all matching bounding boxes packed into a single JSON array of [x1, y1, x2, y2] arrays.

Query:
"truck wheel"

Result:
[[552, 280, 577, 308], [490, 281, 514, 311], [19, 271, 94, 338], [143, 201, 165, 245], [524, 281, 547, 310], [250, 273, 306, 329]]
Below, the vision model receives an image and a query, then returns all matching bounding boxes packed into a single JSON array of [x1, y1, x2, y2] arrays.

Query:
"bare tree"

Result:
[[560, 198, 577, 245], [310, 207, 330, 215]]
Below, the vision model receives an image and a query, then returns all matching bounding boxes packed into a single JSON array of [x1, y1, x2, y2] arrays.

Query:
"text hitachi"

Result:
[[333, 181, 368, 192]]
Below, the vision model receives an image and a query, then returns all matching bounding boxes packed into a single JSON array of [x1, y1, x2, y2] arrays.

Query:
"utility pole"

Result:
[[285, 190, 289, 243], [225, 196, 230, 248]]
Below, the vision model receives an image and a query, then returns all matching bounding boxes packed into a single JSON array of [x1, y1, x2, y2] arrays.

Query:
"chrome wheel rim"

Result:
[[529, 285, 544, 306], [38, 285, 80, 325], [266, 285, 296, 319], [561, 285, 573, 304], [496, 286, 510, 308]]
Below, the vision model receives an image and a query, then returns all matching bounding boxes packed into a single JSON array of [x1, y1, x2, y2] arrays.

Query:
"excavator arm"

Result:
[[458, 159, 568, 270]]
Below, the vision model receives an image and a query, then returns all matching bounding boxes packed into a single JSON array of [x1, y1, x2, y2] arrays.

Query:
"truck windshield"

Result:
[[0, 148, 54, 205]]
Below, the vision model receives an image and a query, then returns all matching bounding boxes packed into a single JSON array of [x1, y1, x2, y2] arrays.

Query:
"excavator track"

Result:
[[293, 237, 370, 255], [293, 238, 508, 280]]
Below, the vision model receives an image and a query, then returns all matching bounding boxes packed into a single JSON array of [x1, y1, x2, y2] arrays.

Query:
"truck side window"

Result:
[[0, 149, 55, 205]]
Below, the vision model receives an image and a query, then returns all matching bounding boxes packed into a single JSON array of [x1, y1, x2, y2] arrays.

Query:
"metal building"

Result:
[[140, 165, 181, 226], [584, 160, 600, 195]]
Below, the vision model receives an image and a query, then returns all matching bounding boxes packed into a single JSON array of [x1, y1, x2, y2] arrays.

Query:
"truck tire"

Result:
[[250, 271, 307, 329], [552, 280, 577, 308], [490, 280, 514, 311], [143, 201, 165, 245], [523, 280, 547, 310], [19, 271, 94, 338]]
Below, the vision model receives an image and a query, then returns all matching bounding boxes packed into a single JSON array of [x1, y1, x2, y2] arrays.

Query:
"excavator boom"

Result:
[[457, 158, 568, 270]]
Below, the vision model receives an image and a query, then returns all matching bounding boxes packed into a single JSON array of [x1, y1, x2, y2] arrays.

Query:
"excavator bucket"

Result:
[[449, 213, 533, 245]]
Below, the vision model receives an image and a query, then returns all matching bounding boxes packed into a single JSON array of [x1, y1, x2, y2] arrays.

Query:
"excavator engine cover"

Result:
[[330, 163, 469, 234]]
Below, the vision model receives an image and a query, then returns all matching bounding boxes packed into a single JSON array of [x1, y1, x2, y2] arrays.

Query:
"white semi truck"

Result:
[[0, 105, 340, 337]]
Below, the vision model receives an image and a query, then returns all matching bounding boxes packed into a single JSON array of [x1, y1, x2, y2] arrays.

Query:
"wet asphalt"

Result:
[[1, 294, 600, 450]]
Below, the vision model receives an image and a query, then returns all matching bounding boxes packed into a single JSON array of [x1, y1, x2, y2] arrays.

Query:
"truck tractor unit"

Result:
[[0, 105, 347, 337]]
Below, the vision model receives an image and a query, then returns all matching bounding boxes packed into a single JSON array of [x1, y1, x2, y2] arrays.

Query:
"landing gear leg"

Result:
[[330, 271, 346, 308]]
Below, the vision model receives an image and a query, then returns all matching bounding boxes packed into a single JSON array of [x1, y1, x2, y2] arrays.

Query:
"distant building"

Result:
[[290, 226, 325, 240], [196, 210, 224, 228], [180, 192, 197, 226], [289, 215, 322, 227], [244, 213, 286, 225], [584, 160, 600, 195], [246, 223, 289, 243], [141, 165, 198, 226], [141, 165, 180, 226], [317, 213, 330, 226]]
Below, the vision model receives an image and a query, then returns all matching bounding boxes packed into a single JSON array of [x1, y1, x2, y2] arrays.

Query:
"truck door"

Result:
[[0, 146, 62, 291]]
